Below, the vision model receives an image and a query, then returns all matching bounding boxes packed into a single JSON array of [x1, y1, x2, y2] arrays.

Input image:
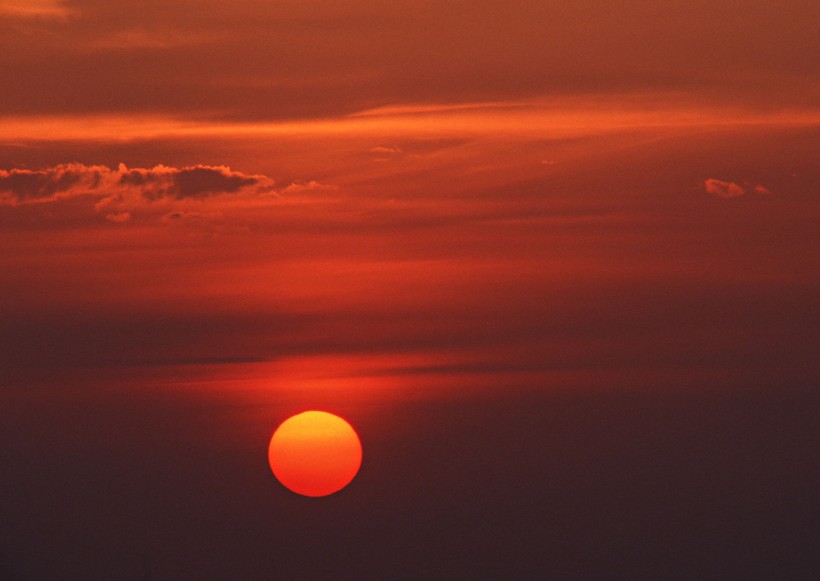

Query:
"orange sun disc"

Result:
[[268, 411, 363, 497]]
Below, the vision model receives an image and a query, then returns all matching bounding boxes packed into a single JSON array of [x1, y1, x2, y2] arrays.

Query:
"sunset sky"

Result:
[[2, 1, 819, 578]]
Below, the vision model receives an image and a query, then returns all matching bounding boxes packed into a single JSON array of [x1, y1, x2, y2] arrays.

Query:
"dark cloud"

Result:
[[0, 164, 89, 201], [118, 164, 264, 200], [175, 166, 259, 198], [0, 162, 275, 206]]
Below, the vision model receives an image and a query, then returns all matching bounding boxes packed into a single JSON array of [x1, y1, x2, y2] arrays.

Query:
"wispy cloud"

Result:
[[0, 0, 73, 19], [3, 103, 819, 144]]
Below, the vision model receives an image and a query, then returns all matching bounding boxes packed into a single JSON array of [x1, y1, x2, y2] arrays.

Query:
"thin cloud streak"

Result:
[[0, 0, 73, 19], [2, 99, 819, 143]]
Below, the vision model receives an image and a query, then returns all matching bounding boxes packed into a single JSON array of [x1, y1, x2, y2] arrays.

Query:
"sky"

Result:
[[1, 1, 819, 578]]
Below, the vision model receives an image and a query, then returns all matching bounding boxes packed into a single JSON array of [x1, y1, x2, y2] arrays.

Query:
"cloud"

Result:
[[0, 163, 295, 225], [117, 164, 267, 200], [0, 0, 73, 19], [0, 164, 108, 203], [703, 178, 746, 198], [703, 178, 771, 198], [0, 163, 276, 206]]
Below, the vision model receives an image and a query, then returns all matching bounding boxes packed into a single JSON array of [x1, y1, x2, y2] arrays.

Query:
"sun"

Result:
[[268, 411, 363, 497]]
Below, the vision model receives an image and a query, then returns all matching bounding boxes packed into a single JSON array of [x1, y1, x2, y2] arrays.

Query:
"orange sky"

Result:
[[2, 107, 818, 387], [1, 1, 819, 578], [2, 0, 819, 120]]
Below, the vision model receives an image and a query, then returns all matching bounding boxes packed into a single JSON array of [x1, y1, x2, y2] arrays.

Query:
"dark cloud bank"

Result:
[[0, 163, 274, 204]]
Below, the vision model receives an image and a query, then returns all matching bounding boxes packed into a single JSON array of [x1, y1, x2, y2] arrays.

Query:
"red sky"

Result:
[[1, 1, 819, 578]]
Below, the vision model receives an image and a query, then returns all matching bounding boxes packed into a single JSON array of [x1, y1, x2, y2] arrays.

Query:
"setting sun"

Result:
[[268, 411, 363, 497]]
